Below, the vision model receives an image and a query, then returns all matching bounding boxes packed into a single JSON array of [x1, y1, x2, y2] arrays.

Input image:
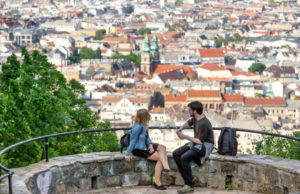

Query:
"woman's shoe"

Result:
[[153, 182, 167, 190], [162, 169, 176, 176]]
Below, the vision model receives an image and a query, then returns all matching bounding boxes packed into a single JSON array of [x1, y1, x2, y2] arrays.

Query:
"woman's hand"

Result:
[[125, 155, 132, 162], [148, 144, 154, 154]]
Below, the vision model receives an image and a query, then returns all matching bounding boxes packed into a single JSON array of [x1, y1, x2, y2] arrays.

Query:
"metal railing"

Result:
[[0, 126, 300, 194]]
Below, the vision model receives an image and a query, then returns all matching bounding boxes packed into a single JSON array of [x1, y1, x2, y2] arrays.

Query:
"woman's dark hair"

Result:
[[188, 101, 203, 115]]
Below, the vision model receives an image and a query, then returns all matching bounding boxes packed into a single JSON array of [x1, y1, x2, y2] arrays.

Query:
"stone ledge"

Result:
[[0, 152, 299, 194]]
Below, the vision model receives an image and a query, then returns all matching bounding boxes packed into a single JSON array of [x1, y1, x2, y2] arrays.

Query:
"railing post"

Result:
[[45, 138, 49, 162], [8, 173, 12, 194]]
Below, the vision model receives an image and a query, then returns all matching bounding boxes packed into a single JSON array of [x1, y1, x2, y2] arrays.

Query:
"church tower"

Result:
[[151, 34, 160, 64], [141, 35, 151, 75]]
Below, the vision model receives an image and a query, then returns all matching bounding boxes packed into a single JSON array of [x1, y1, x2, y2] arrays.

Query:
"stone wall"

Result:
[[3, 152, 300, 194]]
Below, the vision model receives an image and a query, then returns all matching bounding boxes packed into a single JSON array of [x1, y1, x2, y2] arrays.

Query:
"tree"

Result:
[[94, 29, 106, 40], [168, 27, 176, 32], [138, 28, 151, 35], [253, 131, 300, 160], [248, 62, 266, 74], [0, 49, 119, 168], [175, 0, 183, 6], [109, 51, 141, 65]]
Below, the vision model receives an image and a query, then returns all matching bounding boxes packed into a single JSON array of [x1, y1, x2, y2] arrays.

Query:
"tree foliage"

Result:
[[0, 49, 119, 168], [109, 51, 141, 65], [253, 131, 300, 160], [138, 28, 151, 35], [248, 62, 266, 74], [69, 47, 101, 64], [94, 29, 106, 40], [214, 34, 245, 48], [175, 0, 183, 6]]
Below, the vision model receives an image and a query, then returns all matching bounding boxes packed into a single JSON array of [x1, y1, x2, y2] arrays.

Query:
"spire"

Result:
[[151, 34, 159, 54], [266, 80, 274, 97], [142, 34, 151, 54]]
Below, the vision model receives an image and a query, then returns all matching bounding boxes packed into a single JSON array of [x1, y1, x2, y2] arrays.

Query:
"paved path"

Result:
[[80, 186, 257, 194]]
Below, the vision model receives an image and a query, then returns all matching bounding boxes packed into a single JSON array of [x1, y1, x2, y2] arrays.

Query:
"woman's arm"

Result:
[[125, 125, 142, 156]]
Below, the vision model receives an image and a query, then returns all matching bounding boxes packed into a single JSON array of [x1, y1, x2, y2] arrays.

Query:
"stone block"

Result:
[[168, 158, 179, 170], [117, 160, 133, 173], [273, 186, 287, 194], [220, 162, 237, 175], [79, 178, 91, 190], [101, 161, 116, 176], [237, 164, 255, 180], [106, 175, 121, 187], [95, 176, 107, 189], [279, 171, 294, 189], [33, 169, 57, 194], [82, 162, 101, 177], [232, 177, 243, 191], [207, 174, 225, 189], [161, 173, 175, 185], [146, 160, 156, 173], [133, 160, 148, 172], [243, 181, 260, 193], [262, 168, 279, 185], [257, 184, 275, 194], [195, 162, 209, 173], [207, 160, 218, 174], [174, 172, 184, 186], [138, 172, 152, 185], [122, 172, 140, 187], [194, 174, 208, 187], [64, 180, 81, 193]]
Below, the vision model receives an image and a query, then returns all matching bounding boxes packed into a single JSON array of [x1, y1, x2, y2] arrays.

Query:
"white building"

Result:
[[235, 55, 256, 72]]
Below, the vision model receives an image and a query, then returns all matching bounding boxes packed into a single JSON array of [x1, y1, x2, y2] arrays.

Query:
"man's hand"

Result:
[[148, 144, 154, 154], [125, 155, 132, 162]]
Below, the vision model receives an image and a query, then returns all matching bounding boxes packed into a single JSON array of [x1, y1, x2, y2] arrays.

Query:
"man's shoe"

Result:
[[162, 169, 176, 176], [177, 186, 194, 193], [153, 182, 167, 190]]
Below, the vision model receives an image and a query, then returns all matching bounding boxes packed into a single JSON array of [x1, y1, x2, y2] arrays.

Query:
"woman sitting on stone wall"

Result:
[[124, 108, 175, 190]]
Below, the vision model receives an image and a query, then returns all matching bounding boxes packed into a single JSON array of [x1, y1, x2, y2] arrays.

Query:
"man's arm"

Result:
[[177, 121, 190, 132], [178, 133, 202, 144]]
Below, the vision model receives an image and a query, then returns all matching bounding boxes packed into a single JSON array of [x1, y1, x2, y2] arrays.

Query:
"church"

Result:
[[140, 34, 160, 75]]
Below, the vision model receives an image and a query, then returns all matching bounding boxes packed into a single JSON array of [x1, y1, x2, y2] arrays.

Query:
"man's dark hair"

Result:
[[188, 101, 203, 115]]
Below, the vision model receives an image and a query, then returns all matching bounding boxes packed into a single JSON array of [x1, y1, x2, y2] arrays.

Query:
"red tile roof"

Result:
[[199, 63, 226, 71], [188, 90, 220, 97], [244, 98, 285, 105], [198, 49, 224, 58], [102, 96, 122, 102], [231, 71, 258, 76], [223, 94, 244, 102], [165, 94, 187, 102], [202, 77, 230, 82], [153, 64, 195, 76], [102, 37, 128, 42], [129, 97, 149, 103]]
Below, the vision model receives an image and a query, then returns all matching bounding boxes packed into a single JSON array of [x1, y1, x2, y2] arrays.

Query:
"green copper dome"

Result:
[[151, 34, 159, 53], [142, 35, 151, 53]]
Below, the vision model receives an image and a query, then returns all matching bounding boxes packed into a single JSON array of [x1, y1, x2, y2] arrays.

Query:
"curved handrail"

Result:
[[0, 126, 299, 194]]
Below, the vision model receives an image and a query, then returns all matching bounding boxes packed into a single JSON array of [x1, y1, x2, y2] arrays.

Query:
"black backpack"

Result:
[[120, 133, 130, 153], [218, 127, 238, 156]]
